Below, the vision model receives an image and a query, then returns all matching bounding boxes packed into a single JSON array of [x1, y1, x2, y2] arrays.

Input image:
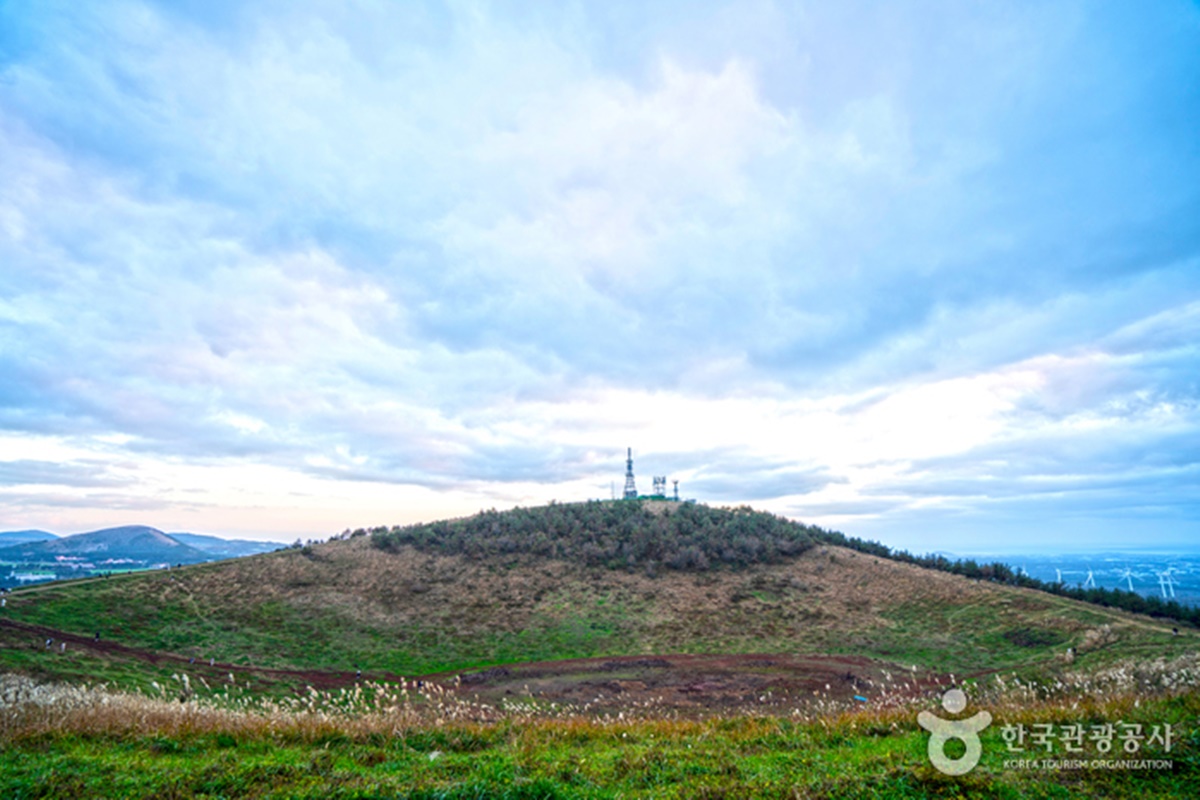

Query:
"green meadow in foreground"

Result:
[[1, 661, 1197, 799]]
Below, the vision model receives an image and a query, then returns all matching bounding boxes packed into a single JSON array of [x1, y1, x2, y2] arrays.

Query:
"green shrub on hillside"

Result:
[[369, 501, 818, 572]]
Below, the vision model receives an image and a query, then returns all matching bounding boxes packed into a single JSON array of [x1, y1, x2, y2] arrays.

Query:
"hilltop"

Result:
[[369, 500, 818, 571]]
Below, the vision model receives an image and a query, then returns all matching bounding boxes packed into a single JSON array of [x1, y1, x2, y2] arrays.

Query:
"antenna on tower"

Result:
[[672, 479, 679, 501], [623, 448, 638, 500]]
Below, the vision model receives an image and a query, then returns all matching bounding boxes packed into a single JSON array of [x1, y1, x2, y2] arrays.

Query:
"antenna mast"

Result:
[[623, 448, 638, 499]]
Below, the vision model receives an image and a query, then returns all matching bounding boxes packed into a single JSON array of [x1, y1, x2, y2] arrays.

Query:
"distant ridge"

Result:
[[0, 525, 210, 565], [0, 530, 58, 546], [169, 532, 284, 558]]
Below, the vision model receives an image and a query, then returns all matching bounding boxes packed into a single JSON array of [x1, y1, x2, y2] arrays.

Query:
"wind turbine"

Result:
[[1120, 568, 1134, 592], [1163, 568, 1177, 599], [1055, 568, 1063, 584], [1083, 569, 1095, 589], [1152, 568, 1171, 599]]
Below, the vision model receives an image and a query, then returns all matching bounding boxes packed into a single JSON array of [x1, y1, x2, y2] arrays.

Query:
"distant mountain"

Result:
[[0, 530, 59, 546], [0, 525, 210, 565], [168, 533, 284, 558]]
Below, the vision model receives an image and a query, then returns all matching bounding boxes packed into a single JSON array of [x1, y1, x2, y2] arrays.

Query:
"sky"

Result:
[[0, 1, 1197, 552]]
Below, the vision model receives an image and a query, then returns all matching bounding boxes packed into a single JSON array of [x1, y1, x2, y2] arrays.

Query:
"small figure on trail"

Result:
[[60, 642, 66, 653], [210, 657, 215, 667], [189, 657, 195, 664], [94, 632, 100, 642], [1173, 627, 1180, 636], [44, 638, 53, 649], [356, 668, 362, 680]]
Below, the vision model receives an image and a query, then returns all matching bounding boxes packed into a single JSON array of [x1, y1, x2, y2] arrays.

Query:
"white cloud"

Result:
[[0, 0, 1197, 549]]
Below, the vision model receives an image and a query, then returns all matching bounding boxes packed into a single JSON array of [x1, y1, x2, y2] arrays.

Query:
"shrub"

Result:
[[370, 501, 815, 574]]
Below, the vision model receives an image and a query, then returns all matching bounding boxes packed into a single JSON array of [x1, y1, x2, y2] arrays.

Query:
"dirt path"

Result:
[[0, 617, 363, 690]]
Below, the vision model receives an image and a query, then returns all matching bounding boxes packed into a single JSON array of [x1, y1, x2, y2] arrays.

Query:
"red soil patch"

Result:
[[436, 651, 946, 714]]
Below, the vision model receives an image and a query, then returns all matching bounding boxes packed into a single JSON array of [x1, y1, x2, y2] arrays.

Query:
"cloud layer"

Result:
[[1, 0, 1197, 550]]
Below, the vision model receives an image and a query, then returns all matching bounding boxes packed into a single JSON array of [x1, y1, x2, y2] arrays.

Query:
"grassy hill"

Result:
[[2, 502, 1197, 798], [0, 502, 1192, 696]]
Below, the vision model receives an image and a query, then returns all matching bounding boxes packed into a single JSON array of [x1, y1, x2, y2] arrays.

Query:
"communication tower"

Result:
[[652, 476, 667, 496], [623, 448, 638, 499]]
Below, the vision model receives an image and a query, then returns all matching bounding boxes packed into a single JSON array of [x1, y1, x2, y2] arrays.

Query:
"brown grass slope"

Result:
[[2, 532, 1193, 694]]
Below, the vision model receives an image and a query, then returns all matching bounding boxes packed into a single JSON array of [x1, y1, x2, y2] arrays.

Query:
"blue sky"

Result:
[[1, 0, 1197, 552]]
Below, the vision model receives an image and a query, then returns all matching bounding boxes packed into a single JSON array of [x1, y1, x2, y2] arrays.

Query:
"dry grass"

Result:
[[4, 651, 1197, 743], [7, 537, 1189, 686]]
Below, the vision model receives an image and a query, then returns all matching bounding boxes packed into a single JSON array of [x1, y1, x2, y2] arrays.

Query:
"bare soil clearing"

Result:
[[440, 651, 948, 714]]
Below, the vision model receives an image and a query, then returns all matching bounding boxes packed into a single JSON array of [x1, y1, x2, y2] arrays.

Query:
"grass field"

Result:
[[1, 660, 1197, 798]]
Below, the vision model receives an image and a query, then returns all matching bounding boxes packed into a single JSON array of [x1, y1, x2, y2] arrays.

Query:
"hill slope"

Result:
[[0, 503, 1192, 699]]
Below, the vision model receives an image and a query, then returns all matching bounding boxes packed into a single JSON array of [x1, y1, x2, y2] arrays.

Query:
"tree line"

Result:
[[815, 529, 1200, 628]]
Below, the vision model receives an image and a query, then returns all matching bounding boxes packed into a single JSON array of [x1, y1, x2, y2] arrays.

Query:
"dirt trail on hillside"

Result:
[[0, 617, 362, 690]]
